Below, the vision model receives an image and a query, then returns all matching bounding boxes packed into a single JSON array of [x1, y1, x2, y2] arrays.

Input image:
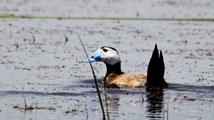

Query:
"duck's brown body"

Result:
[[105, 73, 147, 88]]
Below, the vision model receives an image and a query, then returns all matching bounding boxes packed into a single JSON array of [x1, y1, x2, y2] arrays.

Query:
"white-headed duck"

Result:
[[83, 44, 168, 88]]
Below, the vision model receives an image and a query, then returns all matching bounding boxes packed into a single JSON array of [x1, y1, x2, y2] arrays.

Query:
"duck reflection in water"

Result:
[[146, 89, 165, 119]]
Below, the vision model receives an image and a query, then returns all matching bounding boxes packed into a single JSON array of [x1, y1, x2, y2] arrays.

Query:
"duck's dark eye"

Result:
[[91, 56, 94, 58], [103, 48, 108, 52]]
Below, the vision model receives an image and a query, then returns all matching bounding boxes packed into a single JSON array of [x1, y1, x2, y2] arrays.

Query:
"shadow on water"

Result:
[[1, 81, 213, 96], [169, 83, 214, 93], [75, 78, 214, 94]]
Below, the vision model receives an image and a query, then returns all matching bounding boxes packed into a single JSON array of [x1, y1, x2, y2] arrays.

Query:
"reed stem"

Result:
[[103, 83, 110, 119], [77, 33, 106, 119]]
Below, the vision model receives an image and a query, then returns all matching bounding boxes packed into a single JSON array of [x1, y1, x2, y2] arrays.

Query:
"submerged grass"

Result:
[[77, 33, 106, 119], [103, 82, 110, 119], [163, 101, 169, 120], [0, 14, 213, 22]]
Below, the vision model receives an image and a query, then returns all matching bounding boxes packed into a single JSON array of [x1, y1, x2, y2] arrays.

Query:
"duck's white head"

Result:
[[83, 46, 121, 65]]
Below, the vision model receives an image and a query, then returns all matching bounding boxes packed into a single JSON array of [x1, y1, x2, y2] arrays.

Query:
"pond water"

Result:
[[0, 0, 214, 120]]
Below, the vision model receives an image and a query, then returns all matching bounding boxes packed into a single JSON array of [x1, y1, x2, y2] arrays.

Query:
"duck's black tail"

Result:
[[146, 44, 168, 89]]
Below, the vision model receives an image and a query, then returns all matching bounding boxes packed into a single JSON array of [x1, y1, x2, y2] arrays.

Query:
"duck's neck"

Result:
[[105, 62, 123, 77]]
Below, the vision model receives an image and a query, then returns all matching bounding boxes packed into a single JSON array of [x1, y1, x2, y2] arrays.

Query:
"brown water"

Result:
[[0, 0, 214, 120]]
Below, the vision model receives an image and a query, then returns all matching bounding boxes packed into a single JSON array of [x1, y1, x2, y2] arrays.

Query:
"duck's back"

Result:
[[105, 73, 147, 88]]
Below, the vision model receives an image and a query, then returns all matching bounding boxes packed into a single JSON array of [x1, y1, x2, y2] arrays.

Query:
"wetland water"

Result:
[[0, 0, 214, 120]]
